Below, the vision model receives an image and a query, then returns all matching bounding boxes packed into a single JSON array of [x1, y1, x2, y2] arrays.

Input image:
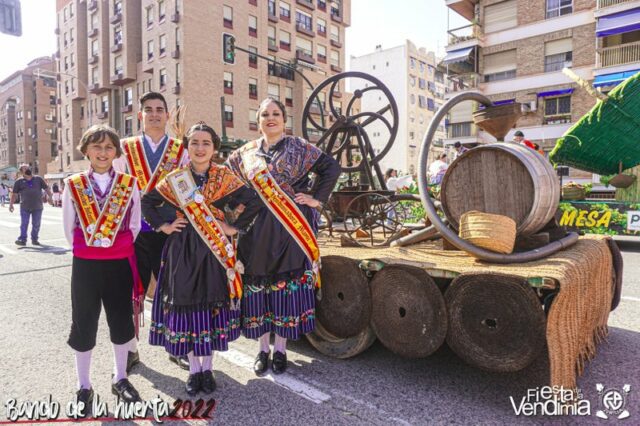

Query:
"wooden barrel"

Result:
[[441, 143, 560, 236], [370, 265, 447, 358], [444, 273, 546, 372], [316, 256, 372, 338]]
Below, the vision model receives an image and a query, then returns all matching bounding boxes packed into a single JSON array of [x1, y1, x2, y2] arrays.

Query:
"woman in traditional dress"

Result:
[[227, 98, 341, 375], [142, 122, 257, 395]]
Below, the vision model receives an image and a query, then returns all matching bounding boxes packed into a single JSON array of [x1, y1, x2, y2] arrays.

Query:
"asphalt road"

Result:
[[0, 205, 638, 425]]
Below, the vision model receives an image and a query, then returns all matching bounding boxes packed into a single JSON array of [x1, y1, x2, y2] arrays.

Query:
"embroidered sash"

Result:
[[67, 172, 137, 248], [165, 169, 244, 303], [239, 144, 321, 288], [123, 136, 184, 193]]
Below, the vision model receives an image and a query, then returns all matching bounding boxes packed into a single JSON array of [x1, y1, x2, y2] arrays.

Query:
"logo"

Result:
[[596, 384, 631, 420]]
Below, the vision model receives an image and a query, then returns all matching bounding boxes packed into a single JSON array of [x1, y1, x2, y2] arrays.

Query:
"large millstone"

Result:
[[306, 322, 376, 359], [445, 273, 546, 372], [370, 265, 447, 358], [316, 255, 372, 338]]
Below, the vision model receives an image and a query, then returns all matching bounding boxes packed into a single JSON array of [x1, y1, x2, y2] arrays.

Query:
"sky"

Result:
[[0, 0, 468, 82]]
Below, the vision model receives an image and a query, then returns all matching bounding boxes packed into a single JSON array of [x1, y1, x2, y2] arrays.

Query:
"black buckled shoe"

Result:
[[75, 388, 94, 418], [169, 354, 190, 370], [111, 378, 142, 403], [126, 351, 140, 374], [272, 351, 287, 375], [185, 372, 202, 396], [253, 351, 270, 376], [201, 370, 216, 394]]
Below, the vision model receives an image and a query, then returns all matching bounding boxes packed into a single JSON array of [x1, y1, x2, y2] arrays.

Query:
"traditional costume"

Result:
[[142, 163, 257, 356], [62, 167, 143, 402], [227, 136, 340, 340]]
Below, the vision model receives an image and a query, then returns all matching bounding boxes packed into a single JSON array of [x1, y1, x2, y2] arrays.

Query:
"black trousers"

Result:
[[67, 257, 135, 352], [135, 231, 168, 292]]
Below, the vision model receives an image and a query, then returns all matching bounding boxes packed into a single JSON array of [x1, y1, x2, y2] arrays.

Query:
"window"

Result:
[[224, 105, 234, 124], [419, 61, 425, 73], [410, 57, 416, 69], [176, 63, 181, 84], [114, 55, 123, 74], [268, 26, 276, 49], [418, 95, 427, 108], [91, 67, 98, 84], [483, 49, 516, 82], [114, 0, 122, 15], [248, 46, 258, 67], [268, 0, 276, 16], [223, 5, 233, 28], [330, 49, 339, 66], [330, 24, 339, 43], [410, 94, 415, 104], [249, 109, 258, 129], [280, 30, 291, 50], [159, 34, 167, 55], [285, 86, 293, 106], [70, 53, 75, 68], [146, 5, 154, 27], [484, 0, 517, 33], [224, 72, 233, 94], [286, 115, 293, 132], [317, 18, 326, 34], [268, 83, 280, 100], [419, 78, 426, 89], [546, 0, 572, 19], [114, 25, 123, 45], [124, 87, 133, 105], [101, 95, 109, 113], [158, 0, 166, 21], [124, 116, 133, 136], [249, 78, 258, 98], [544, 95, 571, 124], [249, 15, 257, 36], [91, 40, 99, 56], [159, 68, 168, 89], [91, 13, 98, 30], [544, 38, 572, 72], [410, 75, 416, 87], [317, 44, 327, 61], [280, 1, 291, 19], [296, 10, 313, 32], [296, 37, 313, 57], [64, 56, 69, 71], [175, 27, 181, 50], [147, 40, 154, 60], [70, 28, 75, 44]]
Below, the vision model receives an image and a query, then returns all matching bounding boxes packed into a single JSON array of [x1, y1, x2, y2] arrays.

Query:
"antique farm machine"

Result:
[[302, 72, 622, 388]]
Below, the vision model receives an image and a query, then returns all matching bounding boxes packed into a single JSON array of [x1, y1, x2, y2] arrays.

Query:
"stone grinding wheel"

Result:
[[370, 265, 447, 358], [445, 273, 546, 372], [316, 255, 372, 338], [306, 321, 377, 359]]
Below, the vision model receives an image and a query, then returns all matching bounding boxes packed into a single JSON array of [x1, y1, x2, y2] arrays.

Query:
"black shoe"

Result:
[[15, 239, 26, 246], [111, 378, 141, 403], [201, 370, 216, 394], [169, 354, 190, 370], [254, 351, 270, 376], [185, 372, 202, 396], [75, 388, 94, 418], [31, 240, 40, 245], [126, 351, 140, 374], [272, 351, 287, 375]]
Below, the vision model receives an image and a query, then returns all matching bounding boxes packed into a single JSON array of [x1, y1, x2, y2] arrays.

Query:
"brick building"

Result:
[[0, 57, 58, 176], [50, 0, 351, 175]]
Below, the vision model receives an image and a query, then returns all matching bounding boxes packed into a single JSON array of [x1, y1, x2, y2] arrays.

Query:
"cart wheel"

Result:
[[342, 193, 406, 247]]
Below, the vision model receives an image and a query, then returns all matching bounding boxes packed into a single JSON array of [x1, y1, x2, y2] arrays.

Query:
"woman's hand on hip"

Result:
[[159, 217, 188, 234], [294, 193, 321, 208]]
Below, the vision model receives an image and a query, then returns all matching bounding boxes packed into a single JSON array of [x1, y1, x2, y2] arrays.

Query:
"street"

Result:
[[0, 205, 638, 425]]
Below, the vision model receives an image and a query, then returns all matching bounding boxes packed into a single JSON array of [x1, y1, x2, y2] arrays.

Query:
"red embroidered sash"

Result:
[[122, 136, 184, 193]]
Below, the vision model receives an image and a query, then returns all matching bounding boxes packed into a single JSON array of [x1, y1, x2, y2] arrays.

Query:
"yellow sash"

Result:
[[165, 169, 244, 303], [122, 136, 184, 193], [239, 144, 321, 288], [66, 172, 137, 248]]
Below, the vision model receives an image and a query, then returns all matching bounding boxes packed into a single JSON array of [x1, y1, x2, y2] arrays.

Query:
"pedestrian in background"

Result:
[[52, 182, 62, 207], [453, 141, 468, 159], [9, 164, 53, 246], [63, 125, 143, 410], [0, 183, 8, 207], [429, 153, 449, 185]]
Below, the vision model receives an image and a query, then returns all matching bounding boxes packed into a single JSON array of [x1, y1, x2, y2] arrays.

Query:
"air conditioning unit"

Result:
[[45, 113, 53, 121], [45, 129, 53, 134], [521, 100, 537, 113]]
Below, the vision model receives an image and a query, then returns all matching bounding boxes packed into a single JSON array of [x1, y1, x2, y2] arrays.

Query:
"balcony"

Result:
[[268, 63, 295, 80], [110, 13, 122, 25], [297, 0, 315, 10], [597, 41, 640, 68], [330, 38, 342, 48], [446, 121, 477, 139], [296, 49, 315, 64], [317, 54, 327, 63], [445, 0, 478, 22], [122, 104, 133, 113], [318, 1, 327, 11], [88, 0, 98, 12], [330, 8, 342, 22], [171, 12, 180, 23], [111, 43, 123, 53], [88, 55, 99, 64], [330, 64, 342, 73], [447, 23, 481, 48], [296, 23, 315, 37], [111, 71, 133, 85], [88, 28, 98, 38], [268, 38, 279, 52], [89, 83, 108, 94], [172, 84, 181, 94], [445, 73, 480, 97], [97, 111, 108, 120], [268, 12, 279, 23], [596, 0, 640, 11], [171, 48, 180, 59]]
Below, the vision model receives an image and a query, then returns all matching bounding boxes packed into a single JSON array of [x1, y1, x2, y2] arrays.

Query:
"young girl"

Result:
[[142, 122, 258, 395], [63, 125, 144, 410]]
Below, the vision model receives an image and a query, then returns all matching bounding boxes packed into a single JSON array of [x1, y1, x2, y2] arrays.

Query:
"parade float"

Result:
[[300, 72, 623, 391]]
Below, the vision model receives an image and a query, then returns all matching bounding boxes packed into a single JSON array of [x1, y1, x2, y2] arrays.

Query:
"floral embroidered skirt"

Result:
[[149, 291, 241, 356], [241, 270, 316, 340]]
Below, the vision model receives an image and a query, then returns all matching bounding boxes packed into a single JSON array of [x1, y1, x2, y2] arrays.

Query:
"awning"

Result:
[[593, 70, 640, 87], [537, 88, 574, 97], [443, 47, 474, 65], [596, 8, 640, 37]]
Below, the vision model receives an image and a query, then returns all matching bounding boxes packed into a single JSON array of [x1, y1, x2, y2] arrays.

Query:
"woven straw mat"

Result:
[[319, 234, 614, 390]]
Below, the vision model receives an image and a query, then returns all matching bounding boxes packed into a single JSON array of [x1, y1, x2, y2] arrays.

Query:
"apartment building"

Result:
[[0, 57, 58, 176], [442, 0, 598, 168], [50, 0, 351, 175], [350, 41, 450, 175]]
